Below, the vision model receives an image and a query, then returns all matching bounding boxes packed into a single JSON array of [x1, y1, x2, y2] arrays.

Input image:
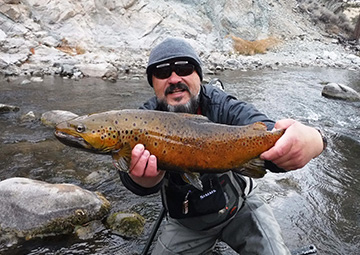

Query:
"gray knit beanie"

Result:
[[146, 37, 203, 86]]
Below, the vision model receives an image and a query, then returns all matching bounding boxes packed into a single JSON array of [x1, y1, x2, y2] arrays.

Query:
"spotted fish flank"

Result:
[[55, 109, 284, 189]]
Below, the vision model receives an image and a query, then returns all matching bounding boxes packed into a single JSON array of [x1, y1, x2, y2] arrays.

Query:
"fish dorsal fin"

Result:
[[112, 143, 132, 172], [182, 172, 203, 191], [233, 157, 267, 178], [252, 122, 268, 131], [177, 113, 211, 124]]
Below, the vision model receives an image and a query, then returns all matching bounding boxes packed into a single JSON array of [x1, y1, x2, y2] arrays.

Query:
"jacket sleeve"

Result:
[[203, 85, 275, 128], [119, 171, 163, 196]]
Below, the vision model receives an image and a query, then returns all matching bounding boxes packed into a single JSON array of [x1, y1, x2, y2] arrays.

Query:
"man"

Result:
[[119, 37, 326, 254]]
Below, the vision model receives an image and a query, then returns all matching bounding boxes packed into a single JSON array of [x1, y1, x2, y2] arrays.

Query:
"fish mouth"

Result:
[[54, 130, 92, 150]]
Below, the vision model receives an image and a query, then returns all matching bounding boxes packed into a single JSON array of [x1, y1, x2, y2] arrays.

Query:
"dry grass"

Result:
[[228, 35, 281, 55], [56, 38, 86, 56]]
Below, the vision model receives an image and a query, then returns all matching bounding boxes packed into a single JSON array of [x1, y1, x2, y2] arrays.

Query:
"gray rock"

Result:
[[20, 79, 31, 85], [4, 0, 21, 4], [20, 111, 36, 123], [30, 77, 43, 82], [41, 110, 79, 127], [42, 36, 60, 47], [0, 177, 110, 244], [60, 64, 77, 77], [75, 63, 117, 78], [0, 103, 20, 113], [0, 29, 6, 40], [74, 220, 105, 240], [84, 170, 111, 185], [106, 211, 145, 238], [322, 83, 360, 101]]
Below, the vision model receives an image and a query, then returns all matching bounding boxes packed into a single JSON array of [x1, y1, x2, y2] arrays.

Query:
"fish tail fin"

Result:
[[233, 158, 267, 178]]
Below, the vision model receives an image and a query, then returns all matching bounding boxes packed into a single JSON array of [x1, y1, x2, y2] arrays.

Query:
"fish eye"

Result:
[[76, 124, 86, 133]]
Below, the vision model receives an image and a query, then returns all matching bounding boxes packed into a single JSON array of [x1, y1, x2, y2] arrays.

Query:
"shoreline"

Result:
[[1, 37, 359, 82]]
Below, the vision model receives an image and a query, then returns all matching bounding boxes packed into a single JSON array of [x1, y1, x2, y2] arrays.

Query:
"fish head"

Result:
[[54, 114, 121, 154]]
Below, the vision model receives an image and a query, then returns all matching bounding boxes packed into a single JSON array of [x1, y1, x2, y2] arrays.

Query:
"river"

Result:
[[0, 67, 359, 255]]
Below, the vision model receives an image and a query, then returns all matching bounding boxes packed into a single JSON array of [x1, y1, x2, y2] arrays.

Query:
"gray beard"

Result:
[[157, 94, 200, 113]]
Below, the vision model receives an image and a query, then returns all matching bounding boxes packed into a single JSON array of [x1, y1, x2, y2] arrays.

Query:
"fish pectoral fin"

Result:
[[234, 158, 267, 178], [182, 172, 203, 191], [112, 143, 132, 172]]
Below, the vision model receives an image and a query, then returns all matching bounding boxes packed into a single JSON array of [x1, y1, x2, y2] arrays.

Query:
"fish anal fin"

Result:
[[182, 172, 203, 191], [233, 157, 267, 178], [112, 143, 132, 172]]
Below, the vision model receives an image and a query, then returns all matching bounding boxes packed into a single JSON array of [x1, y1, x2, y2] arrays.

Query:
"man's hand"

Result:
[[128, 144, 165, 188], [260, 119, 324, 171]]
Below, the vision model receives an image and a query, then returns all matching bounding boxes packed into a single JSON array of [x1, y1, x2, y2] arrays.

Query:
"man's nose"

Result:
[[167, 71, 182, 83]]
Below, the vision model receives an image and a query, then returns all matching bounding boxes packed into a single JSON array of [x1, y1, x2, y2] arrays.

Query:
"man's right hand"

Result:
[[129, 144, 165, 188]]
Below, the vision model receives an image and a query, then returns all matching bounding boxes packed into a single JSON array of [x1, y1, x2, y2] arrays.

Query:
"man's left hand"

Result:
[[260, 119, 324, 171]]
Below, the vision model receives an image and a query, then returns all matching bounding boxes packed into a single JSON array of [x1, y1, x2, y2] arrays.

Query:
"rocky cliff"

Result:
[[1, 0, 359, 79]]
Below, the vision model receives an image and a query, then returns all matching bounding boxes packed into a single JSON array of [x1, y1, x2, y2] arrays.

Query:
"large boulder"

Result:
[[0, 177, 110, 245], [40, 110, 79, 127], [322, 83, 360, 101]]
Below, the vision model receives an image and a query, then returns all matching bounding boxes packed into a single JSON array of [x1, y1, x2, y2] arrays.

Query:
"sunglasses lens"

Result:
[[153, 66, 172, 79], [175, 64, 194, 76], [153, 62, 195, 79]]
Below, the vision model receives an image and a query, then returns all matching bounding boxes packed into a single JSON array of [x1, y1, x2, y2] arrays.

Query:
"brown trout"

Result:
[[55, 109, 284, 189]]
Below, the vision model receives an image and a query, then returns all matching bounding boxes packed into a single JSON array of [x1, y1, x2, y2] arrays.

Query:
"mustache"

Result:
[[165, 83, 190, 96]]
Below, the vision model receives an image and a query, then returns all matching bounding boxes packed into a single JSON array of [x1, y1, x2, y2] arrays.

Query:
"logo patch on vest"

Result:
[[199, 189, 216, 200]]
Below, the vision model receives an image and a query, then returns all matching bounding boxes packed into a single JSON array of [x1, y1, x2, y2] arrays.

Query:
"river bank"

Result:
[[1, 0, 359, 80], [2, 35, 360, 82]]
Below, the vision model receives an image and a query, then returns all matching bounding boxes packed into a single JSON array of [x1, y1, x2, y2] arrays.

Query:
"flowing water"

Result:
[[0, 67, 359, 255]]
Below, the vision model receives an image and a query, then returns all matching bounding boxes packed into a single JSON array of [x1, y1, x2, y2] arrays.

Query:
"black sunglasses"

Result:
[[152, 61, 195, 79]]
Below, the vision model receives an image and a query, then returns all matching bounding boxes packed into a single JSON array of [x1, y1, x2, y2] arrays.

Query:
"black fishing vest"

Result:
[[160, 171, 251, 231]]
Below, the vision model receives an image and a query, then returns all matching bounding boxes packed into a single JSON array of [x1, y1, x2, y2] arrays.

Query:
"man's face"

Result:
[[151, 61, 201, 113]]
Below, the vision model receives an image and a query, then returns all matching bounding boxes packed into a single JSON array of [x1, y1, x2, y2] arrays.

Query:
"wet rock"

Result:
[[106, 211, 145, 238], [0, 103, 20, 113], [59, 64, 77, 77], [30, 77, 43, 83], [74, 220, 105, 240], [75, 63, 117, 78], [322, 83, 360, 101], [20, 111, 36, 122], [84, 170, 111, 185], [0, 177, 111, 246], [20, 79, 31, 85], [41, 110, 79, 127]]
